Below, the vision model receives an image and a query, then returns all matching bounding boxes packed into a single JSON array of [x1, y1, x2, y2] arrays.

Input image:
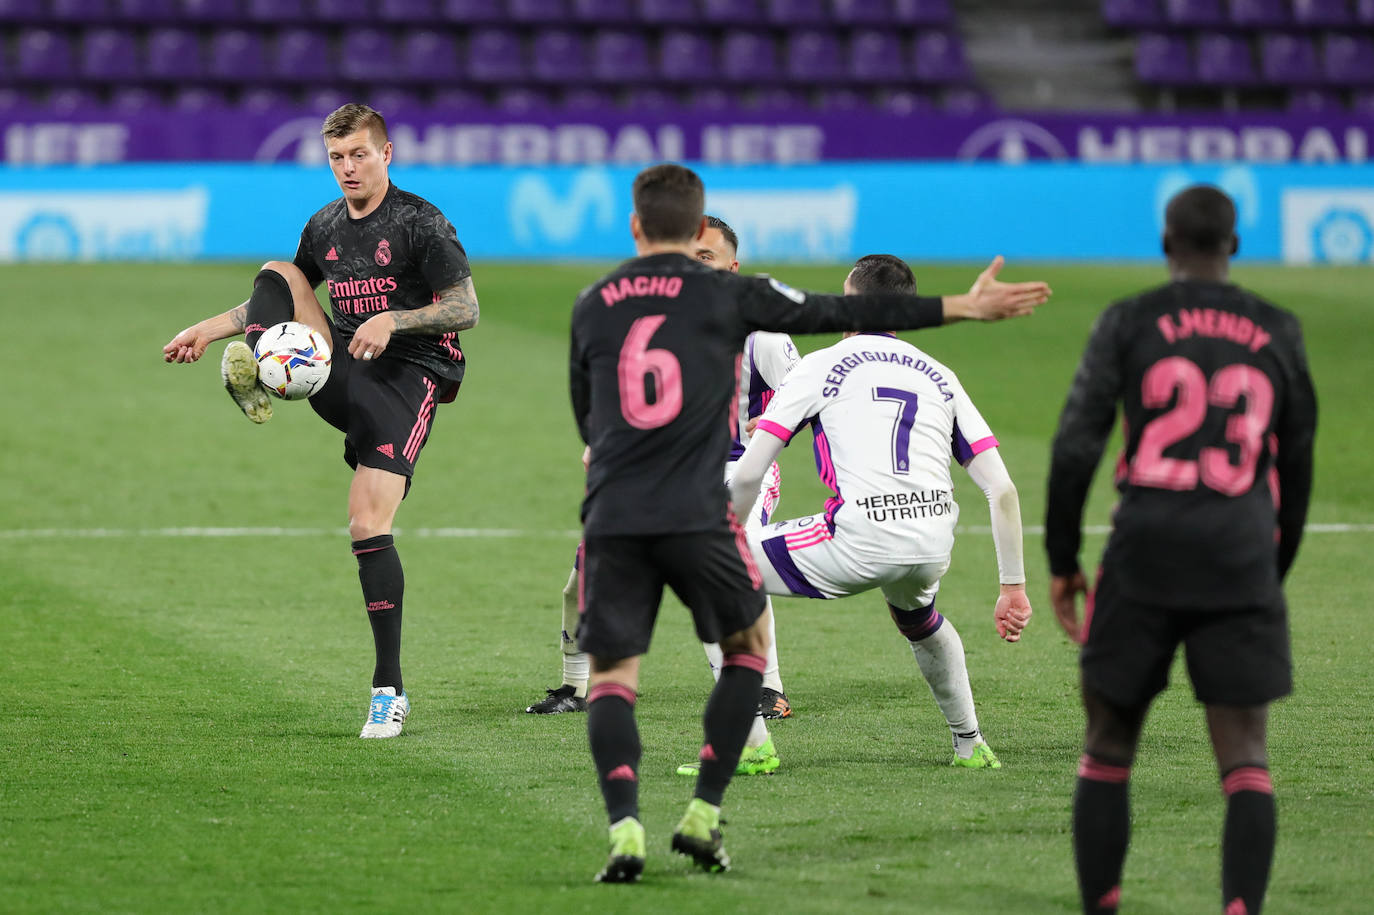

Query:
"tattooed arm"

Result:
[[348, 278, 479, 360], [162, 301, 248, 363]]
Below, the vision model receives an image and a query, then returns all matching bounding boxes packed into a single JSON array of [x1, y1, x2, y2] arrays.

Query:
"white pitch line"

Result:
[[0, 523, 1370, 539]]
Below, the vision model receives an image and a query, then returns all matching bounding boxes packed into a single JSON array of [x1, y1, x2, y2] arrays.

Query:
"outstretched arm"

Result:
[[941, 256, 1053, 323], [162, 301, 249, 363], [965, 449, 1031, 641], [347, 277, 480, 360], [729, 430, 787, 523]]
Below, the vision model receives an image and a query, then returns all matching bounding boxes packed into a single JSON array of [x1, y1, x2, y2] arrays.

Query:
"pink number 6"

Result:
[[617, 314, 683, 430]]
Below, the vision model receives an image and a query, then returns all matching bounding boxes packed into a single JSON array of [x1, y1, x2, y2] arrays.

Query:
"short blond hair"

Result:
[[320, 103, 388, 149]]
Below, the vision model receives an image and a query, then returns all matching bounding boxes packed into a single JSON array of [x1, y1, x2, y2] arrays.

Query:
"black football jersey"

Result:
[[293, 183, 471, 383], [570, 253, 947, 536], [1046, 279, 1317, 608]]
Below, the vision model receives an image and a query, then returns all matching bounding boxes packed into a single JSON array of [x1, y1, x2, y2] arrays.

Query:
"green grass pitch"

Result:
[[1, 260, 1370, 914]]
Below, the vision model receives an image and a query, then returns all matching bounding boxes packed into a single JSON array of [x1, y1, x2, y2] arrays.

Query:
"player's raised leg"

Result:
[[527, 562, 590, 713], [350, 465, 410, 738]]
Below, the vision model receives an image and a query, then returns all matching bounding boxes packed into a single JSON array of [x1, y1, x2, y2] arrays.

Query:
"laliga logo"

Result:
[[509, 170, 616, 245], [956, 119, 1070, 163], [1310, 209, 1374, 263]]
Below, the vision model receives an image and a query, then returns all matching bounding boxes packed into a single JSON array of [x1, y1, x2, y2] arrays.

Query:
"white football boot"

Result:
[[360, 686, 409, 739]]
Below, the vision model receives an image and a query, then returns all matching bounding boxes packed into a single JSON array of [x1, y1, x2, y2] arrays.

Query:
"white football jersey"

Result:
[[732, 331, 800, 458], [754, 333, 998, 562]]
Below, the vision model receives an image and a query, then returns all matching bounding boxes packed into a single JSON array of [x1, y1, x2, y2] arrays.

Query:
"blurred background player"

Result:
[[728, 255, 1032, 770], [162, 103, 479, 739], [527, 215, 799, 741], [1045, 185, 1316, 915], [573, 163, 1051, 882]]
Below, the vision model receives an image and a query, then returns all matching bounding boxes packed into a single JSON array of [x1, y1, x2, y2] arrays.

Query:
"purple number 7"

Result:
[[873, 387, 919, 475]]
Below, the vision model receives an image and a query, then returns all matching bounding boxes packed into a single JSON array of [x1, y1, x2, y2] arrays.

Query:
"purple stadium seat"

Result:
[[1324, 33, 1374, 82], [1358, 0, 1374, 24], [1351, 87, 1374, 110], [660, 30, 715, 81], [0, 0, 45, 23], [81, 28, 139, 81], [1195, 31, 1257, 83], [1228, 0, 1288, 26], [313, 0, 369, 18], [239, 87, 294, 111], [814, 87, 867, 109], [639, 0, 699, 25], [111, 86, 163, 111], [246, 0, 306, 21], [531, 29, 590, 82], [876, 87, 933, 112], [751, 87, 808, 108], [273, 29, 335, 81], [785, 30, 845, 82], [368, 88, 425, 111], [145, 28, 204, 79], [173, 87, 229, 110], [940, 85, 994, 111], [304, 87, 350, 112], [467, 29, 528, 82], [721, 32, 780, 83], [893, 0, 952, 25], [591, 30, 654, 82], [379, 0, 438, 22], [495, 87, 554, 110], [430, 86, 487, 109], [684, 87, 734, 108], [47, 88, 102, 112], [1136, 31, 1193, 82], [849, 30, 906, 82], [441, 0, 505, 21], [17, 30, 75, 80], [1292, 0, 1353, 26], [398, 30, 462, 82], [767, 0, 829, 25], [623, 87, 678, 107], [911, 30, 969, 82], [1103, 0, 1163, 26], [1260, 32, 1321, 83], [338, 29, 398, 82], [832, 0, 888, 25], [182, 0, 243, 21], [52, 0, 114, 21], [511, 0, 569, 19], [115, 0, 177, 20], [572, 0, 633, 21], [1287, 86, 1344, 108], [1164, 0, 1227, 25], [208, 30, 268, 83], [562, 87, 616, 109], [704, 0, 764, 24]]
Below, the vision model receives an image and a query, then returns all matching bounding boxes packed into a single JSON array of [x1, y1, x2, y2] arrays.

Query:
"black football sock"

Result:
[[1221, 766, 1276, 915], [353, 535, 404, 693], [1073, 754, 1132, 914], [245, 268, 294, 351], [587, 684, 640, 823], [694, 653, 765, 807]]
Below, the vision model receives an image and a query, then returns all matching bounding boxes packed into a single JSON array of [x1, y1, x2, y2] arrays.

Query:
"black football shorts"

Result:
[[577, 527, 767, 661], [309, 321, 455, 482], [1081, 568, 1292, 708]]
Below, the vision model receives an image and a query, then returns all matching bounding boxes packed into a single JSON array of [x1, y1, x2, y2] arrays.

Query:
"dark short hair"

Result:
[[321, 103, 388, 148], [848, 254, 916, 295], [704, 215, 739, 255], [632, 164, 705, 243], [1165, 185, 1236, 255]]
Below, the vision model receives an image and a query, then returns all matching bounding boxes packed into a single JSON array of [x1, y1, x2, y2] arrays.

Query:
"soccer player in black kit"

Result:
[[572, 163, 1052, 882], [163, 104, 479, 739], [1045, 186, 1316, 915]]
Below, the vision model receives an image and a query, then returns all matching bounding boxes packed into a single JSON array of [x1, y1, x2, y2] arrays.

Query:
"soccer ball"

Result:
[[253, 321, 332, 400]]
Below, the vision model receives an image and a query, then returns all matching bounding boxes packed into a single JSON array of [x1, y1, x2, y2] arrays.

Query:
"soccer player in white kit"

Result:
[[729, 255, 1033, 767]]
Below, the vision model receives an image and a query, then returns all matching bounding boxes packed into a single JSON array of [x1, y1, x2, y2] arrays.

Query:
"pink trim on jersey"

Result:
[[1078, 754, 1131, 784], [403, 377, 437, 463], [758, 389, 775, 414], [968, 435, 999, 456], [728, 508, 763, 589], [439, 331, 460, 360], [723, 653, 766, 674], [1222, 766, 1273, 796], [755, 419, 793, 442], [783, 521, 834, 551], [759, 462, 782, 525], [588, 683, 637, 705]]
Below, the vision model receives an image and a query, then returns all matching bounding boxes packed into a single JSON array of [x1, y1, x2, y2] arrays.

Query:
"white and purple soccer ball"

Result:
[[253, 321, 331, 400]]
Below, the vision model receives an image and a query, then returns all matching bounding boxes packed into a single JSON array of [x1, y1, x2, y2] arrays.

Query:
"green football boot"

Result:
[[671, 798, 730, 873], [594, 816, 646, 884]]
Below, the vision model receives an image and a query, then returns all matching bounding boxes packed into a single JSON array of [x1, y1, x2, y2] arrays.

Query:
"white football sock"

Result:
[[908, 619, 979, 740], [761, 598, 785, 693], [560, 565, 588, 697], [703, 641, 724, 682], [746, 713, 770, 750]]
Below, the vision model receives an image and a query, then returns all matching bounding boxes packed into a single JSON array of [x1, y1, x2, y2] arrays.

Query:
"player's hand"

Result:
[[163, 324, 214, 363], [994, 585, 1033, 642], [745, 417, 760, 435], [960, 256, 1052, 321], [349, 313, 396, 361], [1050, 571, 1089, 644], [581, 445, 591, 473]]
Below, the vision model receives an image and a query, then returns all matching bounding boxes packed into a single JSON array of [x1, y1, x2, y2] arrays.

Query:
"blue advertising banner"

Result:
[[1, 162, 1372, 263]]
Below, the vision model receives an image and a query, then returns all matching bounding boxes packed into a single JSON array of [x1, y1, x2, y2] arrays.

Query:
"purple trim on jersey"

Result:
[[762, 534, 827, 599], [812, 419, 844, 532], [952, 422, 999, 466], [755, 419, 794, 443]]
